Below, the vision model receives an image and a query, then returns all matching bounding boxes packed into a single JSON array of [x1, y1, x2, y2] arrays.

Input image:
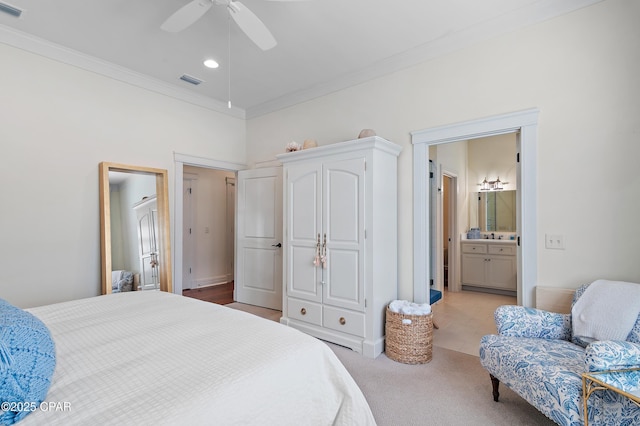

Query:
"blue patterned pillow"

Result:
[[0, 299, 56, 425]]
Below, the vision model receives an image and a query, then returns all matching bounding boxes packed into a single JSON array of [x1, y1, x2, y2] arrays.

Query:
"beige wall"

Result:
[[1, 0, 637, 308], [0, 44, 246, 308], [247, 0, 640, 300]]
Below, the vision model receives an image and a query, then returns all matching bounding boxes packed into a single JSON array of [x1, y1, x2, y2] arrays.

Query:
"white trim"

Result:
[[412, 109, 538, 307], [173, 153, 247, 294], [245, 0, 601, 118], [0, 25, 246, 119], [1, 1, 599, 119]]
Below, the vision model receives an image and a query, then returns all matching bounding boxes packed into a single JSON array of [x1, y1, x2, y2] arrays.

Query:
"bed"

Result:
[[3, 291, 375, 425]]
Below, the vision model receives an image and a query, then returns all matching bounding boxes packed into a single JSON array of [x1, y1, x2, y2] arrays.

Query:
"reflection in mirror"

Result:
[[99, 163, 172, 295], [472, 190, 516, 232]]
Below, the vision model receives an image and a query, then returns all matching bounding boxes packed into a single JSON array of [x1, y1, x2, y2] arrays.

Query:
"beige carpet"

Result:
[[226, 302, 555, 425], [327, 342, 556, 426]]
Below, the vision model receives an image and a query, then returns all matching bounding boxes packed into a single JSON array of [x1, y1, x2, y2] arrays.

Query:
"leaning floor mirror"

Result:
[[99, 162, 172, 295]]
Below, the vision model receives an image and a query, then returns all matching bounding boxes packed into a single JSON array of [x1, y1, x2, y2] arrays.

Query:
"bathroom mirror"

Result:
[[99, 162, 172, 294], [471, 190, 516, 232]]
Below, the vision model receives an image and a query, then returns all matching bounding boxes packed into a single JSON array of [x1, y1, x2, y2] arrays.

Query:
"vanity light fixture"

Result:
[[480, 177, 505, 191]]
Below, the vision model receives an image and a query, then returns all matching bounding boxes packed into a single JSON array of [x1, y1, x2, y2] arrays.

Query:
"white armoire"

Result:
[[277, 136, 401, 358]]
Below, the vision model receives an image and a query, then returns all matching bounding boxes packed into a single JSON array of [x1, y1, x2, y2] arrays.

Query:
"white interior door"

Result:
[[235, 167, 283, 310]]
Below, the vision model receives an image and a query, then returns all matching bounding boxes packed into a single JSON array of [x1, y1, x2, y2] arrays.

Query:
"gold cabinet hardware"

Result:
[[339, 317, 346, 325], [300, 308, 307, 315]]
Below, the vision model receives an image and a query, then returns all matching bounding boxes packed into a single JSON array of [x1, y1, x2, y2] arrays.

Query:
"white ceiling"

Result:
[[0, 0, 599, 118]]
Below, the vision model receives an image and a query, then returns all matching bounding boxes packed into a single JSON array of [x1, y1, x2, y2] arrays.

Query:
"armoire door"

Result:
[[285, 163, 322, 303], [323, 157, 365, 311]]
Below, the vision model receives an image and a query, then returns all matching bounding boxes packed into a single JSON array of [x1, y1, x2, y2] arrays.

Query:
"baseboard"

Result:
[[195, 275, 231, 288]]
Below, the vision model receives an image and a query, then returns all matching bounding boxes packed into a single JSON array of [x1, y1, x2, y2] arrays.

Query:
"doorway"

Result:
[[412, 109, 539, 308], [182, 166, 235, 290], [173, 154, 246, 295]]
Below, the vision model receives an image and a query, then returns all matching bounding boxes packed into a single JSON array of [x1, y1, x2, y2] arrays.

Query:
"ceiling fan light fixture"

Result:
[[203, 59, 219, 69]]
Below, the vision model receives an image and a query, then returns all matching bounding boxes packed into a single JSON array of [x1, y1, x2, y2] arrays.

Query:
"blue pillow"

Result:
[[0, 299, 56, 425]]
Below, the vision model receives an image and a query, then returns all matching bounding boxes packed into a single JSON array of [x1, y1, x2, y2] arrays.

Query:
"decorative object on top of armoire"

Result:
[[285, 141, 302, 152], [303, 139, 317, 149], [358, 129, 376, 138], [277, 136, 402, 358]]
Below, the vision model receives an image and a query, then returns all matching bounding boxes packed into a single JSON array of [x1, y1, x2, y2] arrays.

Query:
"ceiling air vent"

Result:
[[180, 74, 204, 86], [0, 2, 23, 18]]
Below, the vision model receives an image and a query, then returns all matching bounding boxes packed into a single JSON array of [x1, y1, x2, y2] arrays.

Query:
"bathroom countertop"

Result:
[[462, 238, 516, 244]]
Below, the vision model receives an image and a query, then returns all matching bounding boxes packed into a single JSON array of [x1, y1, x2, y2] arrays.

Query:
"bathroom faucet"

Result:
[[491, 233, 495, 239]]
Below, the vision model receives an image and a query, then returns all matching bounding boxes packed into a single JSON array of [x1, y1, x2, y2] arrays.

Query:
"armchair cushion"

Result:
[[495, 305, 571, 341], [585, 340, 640, 372]]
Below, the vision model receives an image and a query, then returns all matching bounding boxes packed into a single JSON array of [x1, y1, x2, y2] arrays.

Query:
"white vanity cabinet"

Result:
[[461, 241, 516, 292], [276, 136, 401, 358]]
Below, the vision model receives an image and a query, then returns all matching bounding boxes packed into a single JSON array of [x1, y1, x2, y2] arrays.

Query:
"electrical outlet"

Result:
[[545, 234, 565, 250]]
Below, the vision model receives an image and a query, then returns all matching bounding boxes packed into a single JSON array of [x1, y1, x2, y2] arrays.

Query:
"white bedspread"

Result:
[[23, 291, 375, 425]]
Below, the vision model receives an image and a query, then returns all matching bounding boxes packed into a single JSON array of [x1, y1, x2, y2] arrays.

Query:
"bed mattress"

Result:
[[21, 291, 375, 425]]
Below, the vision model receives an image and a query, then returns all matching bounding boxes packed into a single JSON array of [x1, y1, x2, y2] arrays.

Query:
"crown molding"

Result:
[[0, 24, 246, 120], [244, 0, 602, 119], [0, 0, 601, 121]]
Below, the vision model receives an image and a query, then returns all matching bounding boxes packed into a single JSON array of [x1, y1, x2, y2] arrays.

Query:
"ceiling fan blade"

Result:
[[228, 1, 277, 51], [161, 0, 213, 33]]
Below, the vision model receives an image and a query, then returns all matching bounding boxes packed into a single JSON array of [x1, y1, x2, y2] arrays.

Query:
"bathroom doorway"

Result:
[[412, 108, 539, 308]]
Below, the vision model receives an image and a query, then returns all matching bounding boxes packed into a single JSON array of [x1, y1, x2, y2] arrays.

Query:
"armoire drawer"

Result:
[[287, 298, 322, 326], [323, 306, 365, 337]]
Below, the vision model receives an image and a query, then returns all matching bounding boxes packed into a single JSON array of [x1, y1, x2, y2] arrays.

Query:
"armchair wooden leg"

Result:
[[490, 374, 500, 402]]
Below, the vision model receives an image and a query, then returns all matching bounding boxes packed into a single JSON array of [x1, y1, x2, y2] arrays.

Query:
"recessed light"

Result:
[[203, 59, 219, 69]]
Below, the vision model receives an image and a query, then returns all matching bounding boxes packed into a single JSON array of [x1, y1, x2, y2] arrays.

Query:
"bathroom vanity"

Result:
[[461, 239, 516, 293]]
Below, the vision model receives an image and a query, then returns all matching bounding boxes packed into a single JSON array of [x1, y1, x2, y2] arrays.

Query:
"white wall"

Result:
[[247, 0, 640, 300], [0, 43, 246, 308]]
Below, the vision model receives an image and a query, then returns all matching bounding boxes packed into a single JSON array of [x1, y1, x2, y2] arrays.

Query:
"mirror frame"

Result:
[[99, 162, 172, 294]]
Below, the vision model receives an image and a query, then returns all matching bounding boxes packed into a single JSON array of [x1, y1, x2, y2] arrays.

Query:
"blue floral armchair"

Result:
[[479, 283, 640, 426]]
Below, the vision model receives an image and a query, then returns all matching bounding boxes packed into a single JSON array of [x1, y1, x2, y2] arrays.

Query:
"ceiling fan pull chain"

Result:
[[228, 15, 232, 109]]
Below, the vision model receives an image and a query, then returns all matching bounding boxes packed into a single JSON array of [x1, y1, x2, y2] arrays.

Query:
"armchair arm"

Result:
[[495, 305, 571, 340], [585, 340, 640, 372]]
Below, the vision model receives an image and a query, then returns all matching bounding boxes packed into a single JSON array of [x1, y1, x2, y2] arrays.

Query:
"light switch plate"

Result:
[[545, 234, 565, 250]]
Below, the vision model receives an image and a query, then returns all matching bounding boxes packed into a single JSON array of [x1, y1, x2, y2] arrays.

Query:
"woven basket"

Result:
[[385, 306, 433, 364]]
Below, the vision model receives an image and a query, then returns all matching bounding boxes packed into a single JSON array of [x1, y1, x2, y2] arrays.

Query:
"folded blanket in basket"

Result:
[[389, 300, 431, 315]]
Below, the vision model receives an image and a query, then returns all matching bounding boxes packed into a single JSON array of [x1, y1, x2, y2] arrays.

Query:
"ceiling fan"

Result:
[[161, 0, 304, 51]]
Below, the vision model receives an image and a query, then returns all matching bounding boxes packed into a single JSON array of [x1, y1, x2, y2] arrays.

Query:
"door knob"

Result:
[[271, 243, 282, 247]]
